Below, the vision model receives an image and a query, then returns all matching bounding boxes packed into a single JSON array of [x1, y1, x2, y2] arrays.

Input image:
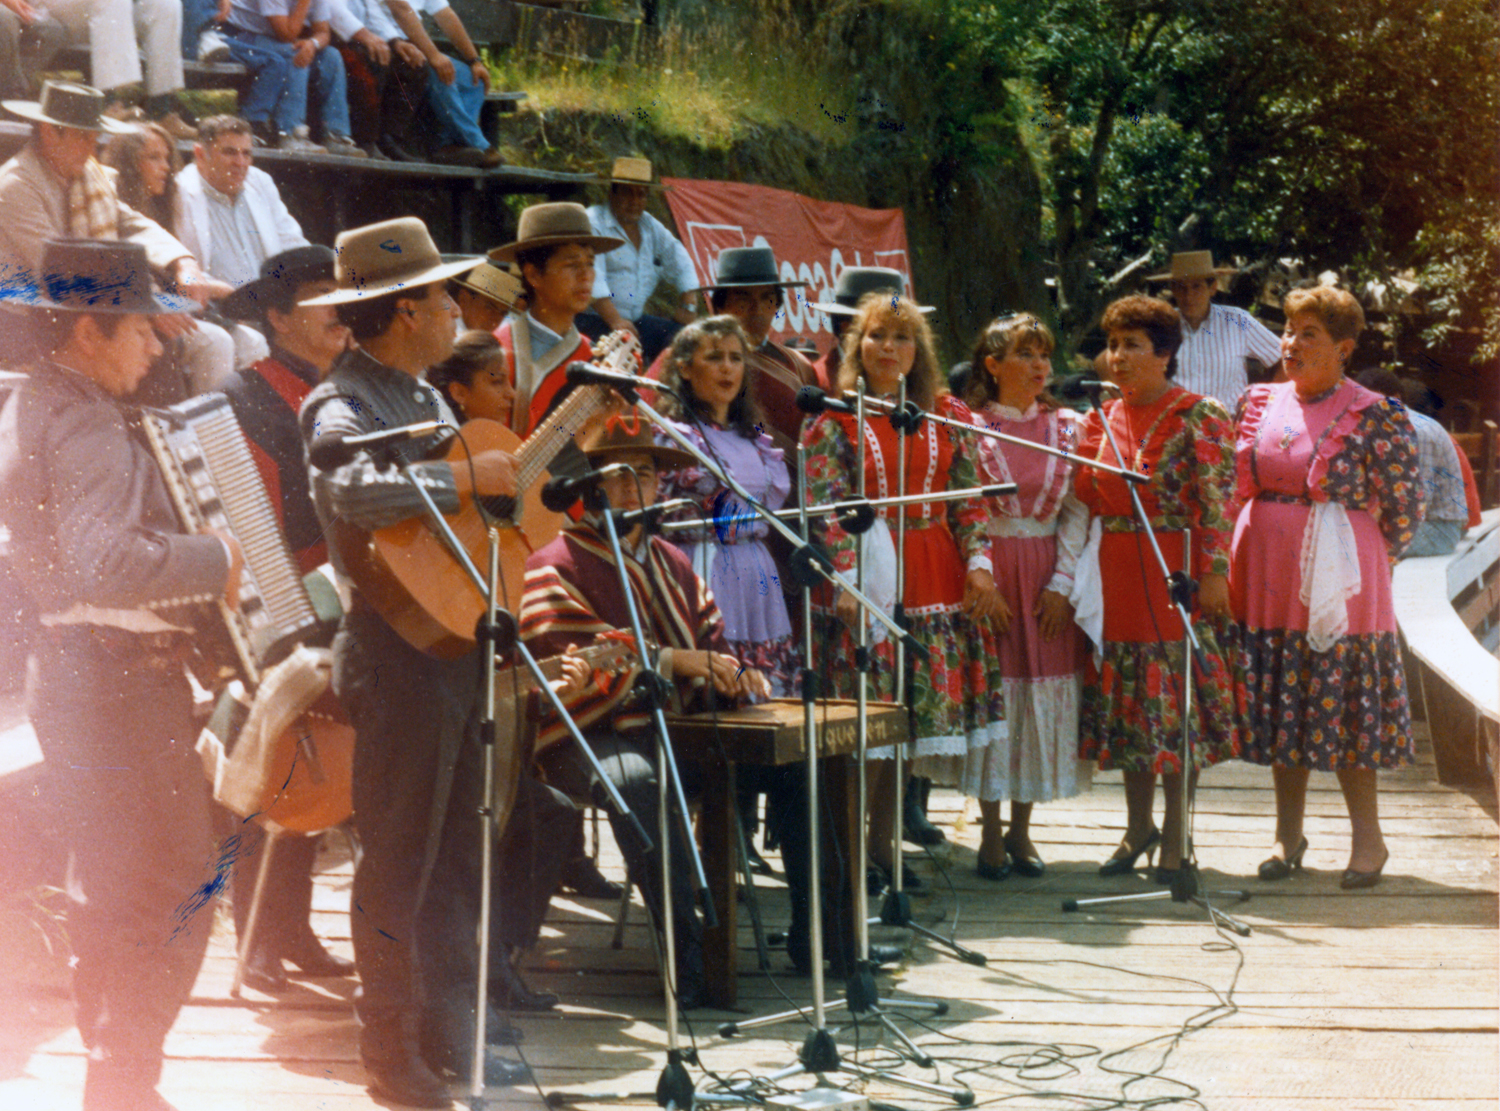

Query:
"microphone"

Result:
[[1055, 377, 1122, 402], [564, 361, 660, 395], [795, 386, 856, 415], [309, 420, 454, 470], [611, 498, 695, 533], [539, 463, 632, 513]]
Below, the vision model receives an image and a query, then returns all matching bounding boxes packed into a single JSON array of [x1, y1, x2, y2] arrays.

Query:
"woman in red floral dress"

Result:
[[1074, 295, 1244, 881], [801, 293, 1006, 884]]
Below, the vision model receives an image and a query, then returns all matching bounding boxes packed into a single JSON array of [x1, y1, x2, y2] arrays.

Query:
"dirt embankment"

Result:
[[495, 63, 1046, 362]]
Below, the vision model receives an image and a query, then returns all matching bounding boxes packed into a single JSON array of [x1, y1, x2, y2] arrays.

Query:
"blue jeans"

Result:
[[180, 0, 215, 53], [224, 28, 351, 137], [425, 54, 487, 149]]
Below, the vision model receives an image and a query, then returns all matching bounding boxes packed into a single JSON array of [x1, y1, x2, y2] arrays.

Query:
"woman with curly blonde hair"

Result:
[[802, 293, 1005, 887]]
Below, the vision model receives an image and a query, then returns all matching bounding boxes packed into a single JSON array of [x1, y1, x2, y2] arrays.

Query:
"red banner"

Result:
[[662, 177, 912, 347]]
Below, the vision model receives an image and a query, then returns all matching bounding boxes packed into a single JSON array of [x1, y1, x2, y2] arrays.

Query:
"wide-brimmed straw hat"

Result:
[[220, 245, 336, 321], [301, 218, 483, 306], [2, 80, 132, 133], [1147, 250, 1237, 283], [0, 239, 195, 314], [683, 246, 807, 294], [811, 266, 934, 316], [599, 156, 668, 191], [487, 202, 625, 264], [577, 413, 695, 471], [452, 261, 524, 310]]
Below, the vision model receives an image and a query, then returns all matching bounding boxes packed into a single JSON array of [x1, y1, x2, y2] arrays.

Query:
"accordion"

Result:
[[140, 393, 321, 685]]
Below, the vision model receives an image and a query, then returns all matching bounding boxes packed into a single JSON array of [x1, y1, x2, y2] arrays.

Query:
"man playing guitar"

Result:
[[299, 217, 533, 1107]]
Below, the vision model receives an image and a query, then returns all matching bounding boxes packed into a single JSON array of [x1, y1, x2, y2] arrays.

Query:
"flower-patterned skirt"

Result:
[[813, 604, 1006, 784], [728, 633, 800, 700]]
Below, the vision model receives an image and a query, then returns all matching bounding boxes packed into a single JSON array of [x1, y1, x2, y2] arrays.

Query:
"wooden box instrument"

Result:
[[666, 698, 909, 765]]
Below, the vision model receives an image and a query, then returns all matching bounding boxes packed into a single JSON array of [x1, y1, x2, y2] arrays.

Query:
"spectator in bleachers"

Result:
[[101, 118, 179, 227], [46, 0, 198, 138], [326, 0, 426, 160], [175, 114, 309, 286], [386, 0, 499, 166], [100, 119, 241, 393], [182, 0, 231, 63], [0, 0, 67, 101], [576, 156, 698, 364], [174, 114, 312, 375], [0, 82, 231, 371], [221, 0, 366, 155], [1357, 367, 1472, 557]]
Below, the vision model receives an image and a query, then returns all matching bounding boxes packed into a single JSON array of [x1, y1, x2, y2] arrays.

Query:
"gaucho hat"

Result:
[[811, 266, 934, 316], [0, 239, 195, 314], [301, 217, 483, 306], [220, 245, 336, 320], [683, 246, 807, 294], [3, 80, 132, 133], [487, 202, 625, 264]]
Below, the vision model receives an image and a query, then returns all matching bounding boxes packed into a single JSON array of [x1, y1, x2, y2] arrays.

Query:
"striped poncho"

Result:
[[520, 522, 730, 751]]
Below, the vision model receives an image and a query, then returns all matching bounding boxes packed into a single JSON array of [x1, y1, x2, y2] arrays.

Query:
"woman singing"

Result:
[[1233, 286, 1421, 889], [1075, 295, 1243, 881], [962, 313, 1091, 880], [656, 315, 797, 695], [802, 293, 1005, 887]]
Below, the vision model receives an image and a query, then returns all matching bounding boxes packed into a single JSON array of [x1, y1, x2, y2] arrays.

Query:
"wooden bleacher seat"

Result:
[[46, 45, 254, 98]]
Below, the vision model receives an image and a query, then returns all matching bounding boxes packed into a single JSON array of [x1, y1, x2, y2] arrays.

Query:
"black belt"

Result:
[[1257, 492, 1313, 506]]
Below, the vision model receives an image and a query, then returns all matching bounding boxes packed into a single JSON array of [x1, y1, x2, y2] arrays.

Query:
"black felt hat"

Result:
[[219, 245, 337, 320], [0, 239, 195, 315], [683, 247, 807, 294]]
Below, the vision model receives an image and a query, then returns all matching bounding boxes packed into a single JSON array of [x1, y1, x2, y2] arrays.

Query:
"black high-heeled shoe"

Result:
[[1258, 836, 1308, 881], [1098, 827, 1160, 877], [1340, 847, 1389, 890]]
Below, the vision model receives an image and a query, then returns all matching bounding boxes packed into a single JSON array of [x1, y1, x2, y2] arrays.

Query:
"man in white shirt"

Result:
[[1148, 250, 1281, 410], [577, 156, 697, 363], [175, 114, 308, 373]]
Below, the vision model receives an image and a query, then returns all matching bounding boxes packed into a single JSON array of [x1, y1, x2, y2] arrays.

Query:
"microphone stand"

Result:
[[384, 452, 653, 1107], [1052, 387, 1251, 935], [569, 479, 715, 1110], [594, 384, 972, 1103]]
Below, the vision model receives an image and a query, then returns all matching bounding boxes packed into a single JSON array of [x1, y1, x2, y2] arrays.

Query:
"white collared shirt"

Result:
[[586, 203, 698, 321], [1175, 301, 1283, 409]]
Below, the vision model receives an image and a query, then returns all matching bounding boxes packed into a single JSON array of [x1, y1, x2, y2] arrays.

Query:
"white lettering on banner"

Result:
[[666, 178, 914, 346]]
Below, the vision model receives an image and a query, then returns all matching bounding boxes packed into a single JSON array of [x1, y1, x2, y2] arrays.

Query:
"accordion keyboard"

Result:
[[142, 393, 319, 683]]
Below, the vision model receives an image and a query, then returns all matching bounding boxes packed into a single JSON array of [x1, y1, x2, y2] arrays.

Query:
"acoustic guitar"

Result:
[[335, 331, 642, 657]]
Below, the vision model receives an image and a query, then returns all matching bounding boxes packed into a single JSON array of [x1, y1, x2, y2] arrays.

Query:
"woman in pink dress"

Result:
[[961, 314, 1091, 880], [1233, 286, 1422, 889]]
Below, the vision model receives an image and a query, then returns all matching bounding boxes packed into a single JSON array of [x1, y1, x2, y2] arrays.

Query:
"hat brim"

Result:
[[683, 277, 810, 295], [300, 255, 486, 306], [598, 175, 669, 191], [487, 234, 626, 264], [2, 285, 198, 315], [2, 99, 133, 134], [451, 274, 521, 306], [583, 442, 697, 472], [1146, 267, 1237, 282], [811, 300, 936, 316]]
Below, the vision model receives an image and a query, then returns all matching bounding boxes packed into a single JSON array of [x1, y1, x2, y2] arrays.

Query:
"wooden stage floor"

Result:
[[2, 730, 1496, 1111]]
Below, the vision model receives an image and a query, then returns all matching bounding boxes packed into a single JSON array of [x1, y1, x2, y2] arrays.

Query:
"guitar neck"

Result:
[[514, 383, 608, 492]]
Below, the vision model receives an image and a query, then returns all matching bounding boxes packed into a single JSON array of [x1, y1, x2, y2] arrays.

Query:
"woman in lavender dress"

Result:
[[655, 314, 798, 693]]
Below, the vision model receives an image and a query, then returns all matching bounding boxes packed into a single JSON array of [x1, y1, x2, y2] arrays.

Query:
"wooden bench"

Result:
[[1394, 509, 1500, 794], [46, 47, 255, 98]]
